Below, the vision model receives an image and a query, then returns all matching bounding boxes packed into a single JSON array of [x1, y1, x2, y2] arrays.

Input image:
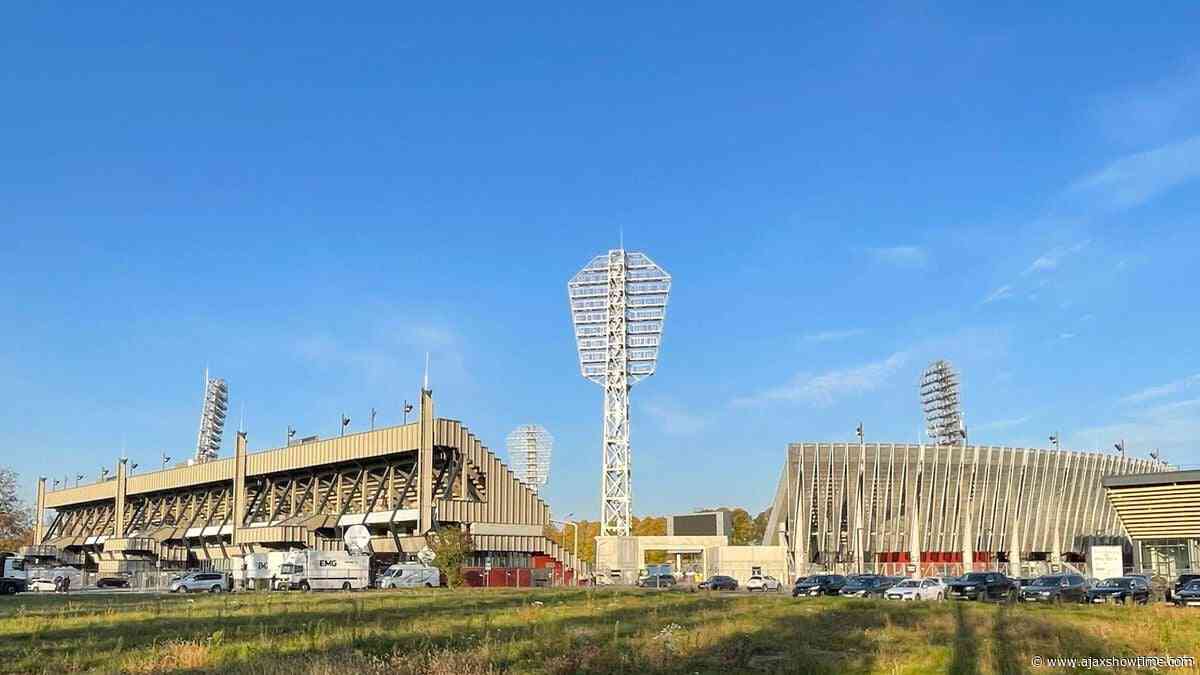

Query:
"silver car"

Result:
[[169, 572, 230, 593]]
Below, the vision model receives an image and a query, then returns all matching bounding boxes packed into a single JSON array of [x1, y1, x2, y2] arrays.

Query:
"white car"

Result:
[[884, 577, 946, 601], [746, 575, 783, 592], [28, 578, 58, 593]]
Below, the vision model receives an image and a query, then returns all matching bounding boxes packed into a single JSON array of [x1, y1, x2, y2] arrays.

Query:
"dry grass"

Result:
[[0, 589, 1198, 673]]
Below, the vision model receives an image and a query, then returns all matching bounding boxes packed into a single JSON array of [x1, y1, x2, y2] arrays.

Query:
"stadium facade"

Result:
[[29, 389, 583, 585], [763, 442, 1162, 578]]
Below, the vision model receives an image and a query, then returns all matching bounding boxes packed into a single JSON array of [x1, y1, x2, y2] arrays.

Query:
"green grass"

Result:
[[1, 589, 1198, 674]]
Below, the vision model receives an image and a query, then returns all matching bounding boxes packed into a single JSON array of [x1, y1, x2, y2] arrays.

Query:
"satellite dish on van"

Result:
[[344, 525, 371, 554], [417, 546, 436, 565]]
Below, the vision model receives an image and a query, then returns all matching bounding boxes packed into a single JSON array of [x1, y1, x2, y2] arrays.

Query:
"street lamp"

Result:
[[1048, 433, 1060, 451], [1114, 440, 1125, 459], [75, 474, 84, 487], [551, 514, 579, 586], [130, 463, 139, 475], [403, 401, 414, 424], [161, 453, 171, 471], [371, 407, 377, 431], [340, 414, 351, 436], [287, 426, 296, 446]]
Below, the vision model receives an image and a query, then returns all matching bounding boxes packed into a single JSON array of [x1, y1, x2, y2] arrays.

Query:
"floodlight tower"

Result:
[[920, 360, 962, 447], [569, 249, 671, 536], [506, 424, 553, 492], [194, 369, 229, 463]]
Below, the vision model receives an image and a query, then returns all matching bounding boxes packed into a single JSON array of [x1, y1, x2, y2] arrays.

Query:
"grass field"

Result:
[[1, 589, 1198, 674]]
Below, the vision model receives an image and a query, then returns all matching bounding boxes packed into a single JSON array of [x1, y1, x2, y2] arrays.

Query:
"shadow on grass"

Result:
[[949, 602, 979, 675]]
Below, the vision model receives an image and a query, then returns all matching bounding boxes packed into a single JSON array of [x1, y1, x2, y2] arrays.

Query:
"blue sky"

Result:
[[3, 3, 1199, 519]]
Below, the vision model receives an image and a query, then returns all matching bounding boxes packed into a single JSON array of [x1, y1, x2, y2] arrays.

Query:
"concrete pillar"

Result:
[[1010, 519, 1022, 577], [34, 477, 46, 544], [115, 459, 128, 537], [418, 388, 435, 534], [961, 498, 974, 574], [231, 432, 248, 545]]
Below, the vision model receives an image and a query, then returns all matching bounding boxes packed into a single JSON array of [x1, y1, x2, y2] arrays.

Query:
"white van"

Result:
[[277, 550, 370, 591], [378, 563, 441, 589]]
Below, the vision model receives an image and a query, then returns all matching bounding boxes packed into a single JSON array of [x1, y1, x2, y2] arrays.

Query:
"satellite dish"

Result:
[[344, 525, 371, 554], [417, 546, 436, 566]]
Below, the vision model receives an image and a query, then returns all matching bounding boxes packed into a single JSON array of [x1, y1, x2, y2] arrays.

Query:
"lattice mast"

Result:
[[569, 249, 671, 536], [506, 424, 553, 492], [195, 369, 229, 463], [920, 360, 963, 446]]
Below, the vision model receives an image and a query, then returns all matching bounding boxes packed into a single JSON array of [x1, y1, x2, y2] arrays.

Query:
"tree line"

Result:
[[544, 506, 772, 564]]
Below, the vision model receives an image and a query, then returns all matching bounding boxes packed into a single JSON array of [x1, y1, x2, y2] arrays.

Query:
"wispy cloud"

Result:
[[803, 329, 865, 343], [982, 284, 1013, 304], [642, 397, 710, 436], [1024, 240, 1090, 275], [1093, 65, 1200, 147], [868, 246, 928, 269], [1120, 373, 1200, 405], [1072, 398, 1200, 457], [732, 351, 909, 408], [1070, 135, 1200, 210], [1057, 332, 1076, 341]]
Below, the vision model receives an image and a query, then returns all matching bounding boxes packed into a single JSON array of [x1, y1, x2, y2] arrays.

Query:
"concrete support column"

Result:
[[418, 388, 435, 534], [232, 432, 248, 545], [34, 477, 46, 544], [115, 459, 128, 537]]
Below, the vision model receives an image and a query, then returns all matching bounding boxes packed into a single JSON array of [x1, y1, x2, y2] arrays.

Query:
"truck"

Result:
[[378, 562, 440, 589], [0, 553, 29, 595], [234, 552, 290, 591], [276, 550, 370, 591]]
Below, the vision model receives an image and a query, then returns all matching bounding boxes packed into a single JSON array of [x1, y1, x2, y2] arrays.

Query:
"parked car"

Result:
[[1170, 574, 1200, 602], [746, 575, 783, 592], [637, 574, 677, 589], [1086, 577, 1150, 605], [792, 574, 846, 597], [1019, 574, 1088, 604], [1172, 580, 1200, 607], [168, 571, 230, 593], [28, 578, 58, 593], [701, 575, 738, 591], [884, 577, 946, 601], [96, 575, 131, 589], [838, 575, 897, 598], [946, 572, 1017, 602]]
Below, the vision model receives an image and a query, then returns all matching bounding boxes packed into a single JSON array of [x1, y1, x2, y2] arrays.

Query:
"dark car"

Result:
[[946, 572, 1016, 602], [1087, 577, 1150, 605], [1170, 574, 1200, 602], [637, 574, 676, 589], [1173, 580, 1200, 607], [1015, 578, 1035, 588], [95, 575, 131, 589], [702, 575, 738, 591], [838, 575, 897, 599], [792, 574, 846, 597], [1020, 574, 1088, 604]]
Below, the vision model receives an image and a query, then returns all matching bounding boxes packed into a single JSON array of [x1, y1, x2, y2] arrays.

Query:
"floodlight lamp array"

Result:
[[506, 424, 553, 490]]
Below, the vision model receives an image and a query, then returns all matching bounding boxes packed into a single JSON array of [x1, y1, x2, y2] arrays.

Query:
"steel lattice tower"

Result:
[[569, 249, 671, 536], [920, 360, 963, 446], [195, 370, 229, 463], [506, 424, 553, 492]]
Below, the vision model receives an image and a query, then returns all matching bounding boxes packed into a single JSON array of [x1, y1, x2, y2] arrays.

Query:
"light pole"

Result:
[[75, 474, 83, 487], [1114, 440, 1125, 459], [340, 414, 351, 437], [370, 407, 377, 431], [551, 515, 578, 586], [403, 401, 413, 424], [1048, 432, 1062, 570], [1048, 433, 1060, 451], [129, 463, 139, 475], [287, 426, 296, 446], [161, 453, 171, 471], [855, 422, 865, 574]]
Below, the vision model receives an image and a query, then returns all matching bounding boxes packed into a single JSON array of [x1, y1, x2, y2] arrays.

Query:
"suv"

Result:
[[637, 574, 676, 589], [746, 575, 783, 592], [169, 572, 230, 593], [946, 572, 1016, 602], [701, 575, 738, 591], [792, 574, 846, 597], [1171, 574, 1200, 602], [1020, 574, 1088, 604]]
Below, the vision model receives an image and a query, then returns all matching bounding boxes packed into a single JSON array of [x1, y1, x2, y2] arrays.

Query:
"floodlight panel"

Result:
[[568, 250, 671, 385], [506, 424, 553, 489]]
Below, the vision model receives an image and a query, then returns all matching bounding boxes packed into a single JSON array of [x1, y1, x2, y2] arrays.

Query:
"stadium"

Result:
[[28, 388, 584, 586], [762, 441, 1163, 578]]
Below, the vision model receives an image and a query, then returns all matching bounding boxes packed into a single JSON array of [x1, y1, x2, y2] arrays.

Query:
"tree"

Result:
[[425, 525, 474, 588], [752, 508, 772, 544], [0, 468, 32, 552]]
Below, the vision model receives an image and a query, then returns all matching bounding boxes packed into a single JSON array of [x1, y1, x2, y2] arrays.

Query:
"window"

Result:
[[752, 566, 762, 576]]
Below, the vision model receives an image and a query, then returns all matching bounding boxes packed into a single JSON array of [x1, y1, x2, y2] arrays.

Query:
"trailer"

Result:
[[277, 550, 370, 591], [0, 553, 29, 595]]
